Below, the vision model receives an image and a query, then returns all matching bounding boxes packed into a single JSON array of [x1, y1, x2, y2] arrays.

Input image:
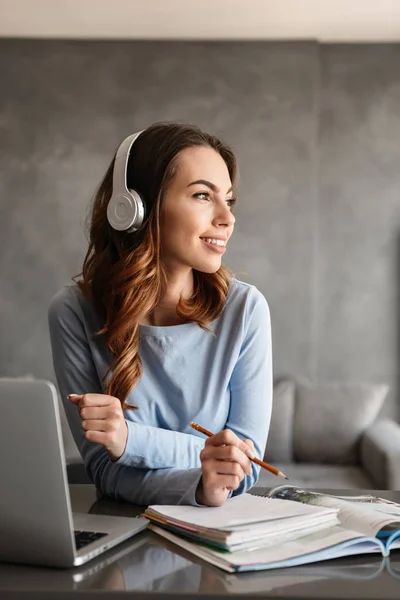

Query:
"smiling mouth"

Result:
[[200, 237, 227, 247], [200, 238, 226, 254]]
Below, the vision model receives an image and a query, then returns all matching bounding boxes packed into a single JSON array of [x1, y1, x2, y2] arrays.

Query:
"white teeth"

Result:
[[202, 238, 225, 247]]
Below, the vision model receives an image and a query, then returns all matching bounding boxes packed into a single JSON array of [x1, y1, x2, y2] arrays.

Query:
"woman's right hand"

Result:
[[195, 429, 255, 507]]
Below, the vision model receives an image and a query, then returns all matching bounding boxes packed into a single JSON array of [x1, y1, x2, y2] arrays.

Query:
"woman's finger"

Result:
[[211, 459, 245, 480], [82, 419, 111, 432], [84, 430, 108, 445], [68, 393, 117, 407], [207, 473, 241, 492], [205, 428, 240, 447], [67, 394, 83, 405], [201, 445, 252, 475], [79, 406, 108, 420], [241, 438, 256, 457], [204, 429, 255, 459]]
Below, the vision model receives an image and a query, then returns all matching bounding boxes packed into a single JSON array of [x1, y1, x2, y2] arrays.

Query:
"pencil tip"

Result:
[[285, 476, 289, 480]]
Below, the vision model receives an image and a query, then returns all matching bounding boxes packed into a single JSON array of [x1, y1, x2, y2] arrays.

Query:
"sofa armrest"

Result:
[[360, 419, 400, 489]]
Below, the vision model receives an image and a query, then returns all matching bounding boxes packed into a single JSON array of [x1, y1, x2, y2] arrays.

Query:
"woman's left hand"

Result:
[[68, 393, 128, 461]]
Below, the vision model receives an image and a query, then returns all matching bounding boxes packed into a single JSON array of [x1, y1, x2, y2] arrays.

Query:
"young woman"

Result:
[[48, 122, 272, 507]]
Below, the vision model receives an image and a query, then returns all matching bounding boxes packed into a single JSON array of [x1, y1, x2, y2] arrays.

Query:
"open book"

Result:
[[144, 486, 400, 573]]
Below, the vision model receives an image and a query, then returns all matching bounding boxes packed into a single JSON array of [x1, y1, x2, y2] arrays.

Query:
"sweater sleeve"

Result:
[[226, 287, 273, 495], [48, 288, 202, 506]]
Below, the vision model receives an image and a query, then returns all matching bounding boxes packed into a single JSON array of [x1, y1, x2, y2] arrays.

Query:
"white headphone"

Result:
[[107, 131, 146, 233]]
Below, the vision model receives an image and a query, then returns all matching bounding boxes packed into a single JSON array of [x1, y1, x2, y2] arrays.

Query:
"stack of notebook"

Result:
[[145, 494, 338, 552], [144, 493, 340, 571], [144, 491, 400, 573]]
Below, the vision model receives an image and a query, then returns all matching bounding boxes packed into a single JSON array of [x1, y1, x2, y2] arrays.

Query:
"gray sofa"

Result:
[[259, 379, 400, 490], [62, 378, 400, 490]]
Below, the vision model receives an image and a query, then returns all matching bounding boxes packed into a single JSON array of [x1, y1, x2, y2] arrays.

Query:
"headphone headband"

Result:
[[112, 131, 143, 196]]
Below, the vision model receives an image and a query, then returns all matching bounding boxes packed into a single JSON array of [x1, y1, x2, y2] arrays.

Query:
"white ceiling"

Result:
[[1, 0, 400, 42]]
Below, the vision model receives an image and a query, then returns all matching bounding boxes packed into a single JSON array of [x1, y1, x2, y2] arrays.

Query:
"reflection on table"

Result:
[[1, 485, 400, 597]]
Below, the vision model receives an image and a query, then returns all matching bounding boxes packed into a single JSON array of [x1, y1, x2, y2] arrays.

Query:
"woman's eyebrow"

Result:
[[187, 179, 233, 194]]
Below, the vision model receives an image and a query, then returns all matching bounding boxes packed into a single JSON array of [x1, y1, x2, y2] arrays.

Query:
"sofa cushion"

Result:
[[293, 381, 388, 465], [257, 463, 374, 490], [264, 379, 295, 463]]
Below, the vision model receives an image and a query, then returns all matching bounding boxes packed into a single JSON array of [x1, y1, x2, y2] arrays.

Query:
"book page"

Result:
[[145, 493, 337, 530], [267, 486, 400, 537], [268, 485, 400, 509], [150, 524, 382, 572]]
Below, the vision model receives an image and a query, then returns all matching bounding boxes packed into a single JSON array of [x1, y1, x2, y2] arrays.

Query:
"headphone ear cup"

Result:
[[107, 189, 145, 233], [127, 189, 146, 232]]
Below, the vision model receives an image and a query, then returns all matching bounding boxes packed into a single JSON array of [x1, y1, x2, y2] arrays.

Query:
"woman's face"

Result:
[[160, 146, 236, 275]]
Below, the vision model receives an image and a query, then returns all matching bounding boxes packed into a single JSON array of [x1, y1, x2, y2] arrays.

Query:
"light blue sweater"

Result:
[[48, 277, 273, 506]]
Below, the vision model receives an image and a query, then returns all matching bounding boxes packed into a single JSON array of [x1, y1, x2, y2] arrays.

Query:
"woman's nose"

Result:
[[215, 205, 235, 228]]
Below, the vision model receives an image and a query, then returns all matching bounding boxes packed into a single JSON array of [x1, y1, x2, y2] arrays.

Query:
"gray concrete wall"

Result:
[[318, 45, 400, 418], [0, 40, 398, 420]]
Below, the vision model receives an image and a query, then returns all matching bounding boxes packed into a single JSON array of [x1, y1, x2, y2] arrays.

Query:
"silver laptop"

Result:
[[0, 378, 148, 567]]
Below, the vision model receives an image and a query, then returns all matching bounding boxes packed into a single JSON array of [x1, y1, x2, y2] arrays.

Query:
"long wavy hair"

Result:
[[75, 122, 238, 409]]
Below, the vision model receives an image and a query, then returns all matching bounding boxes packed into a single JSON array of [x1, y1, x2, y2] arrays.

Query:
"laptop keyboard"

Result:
[[74, 530, 108, 550]]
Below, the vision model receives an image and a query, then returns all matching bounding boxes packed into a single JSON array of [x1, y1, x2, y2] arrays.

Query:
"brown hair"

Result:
[[75, 122, 237, 409]]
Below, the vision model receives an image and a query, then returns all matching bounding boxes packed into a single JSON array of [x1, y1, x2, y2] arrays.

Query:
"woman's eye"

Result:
[[193, 192, 236, 208]]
